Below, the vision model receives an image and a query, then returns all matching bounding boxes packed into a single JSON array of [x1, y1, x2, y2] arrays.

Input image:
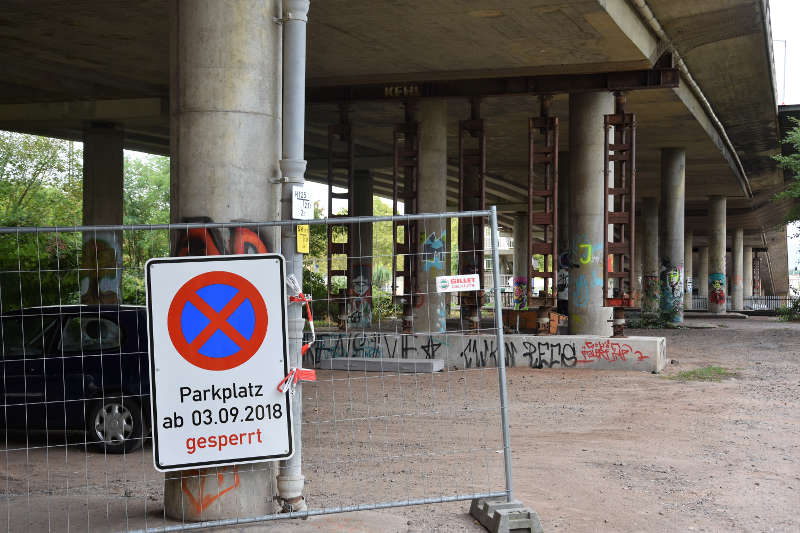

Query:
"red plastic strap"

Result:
[[277, 367, 317, 393], [289, 292, 314, 355]]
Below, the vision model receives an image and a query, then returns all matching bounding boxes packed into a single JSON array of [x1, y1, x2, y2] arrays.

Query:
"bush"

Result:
[[777, 297, 800, 321]]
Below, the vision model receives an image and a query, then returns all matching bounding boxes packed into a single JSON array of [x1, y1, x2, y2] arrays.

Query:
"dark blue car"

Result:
[[0, 305, 151, 453]]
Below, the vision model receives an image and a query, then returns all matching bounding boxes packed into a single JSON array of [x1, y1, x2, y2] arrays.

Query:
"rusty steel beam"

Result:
[[307, 68, 679, 103]]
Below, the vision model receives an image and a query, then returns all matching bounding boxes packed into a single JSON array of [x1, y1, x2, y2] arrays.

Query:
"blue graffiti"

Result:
[[422, 230, 446, 272], [574, 274, 588, 307]]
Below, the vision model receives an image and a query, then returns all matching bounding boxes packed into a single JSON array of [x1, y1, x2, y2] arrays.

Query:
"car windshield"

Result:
[[0, 315, 58, 359]]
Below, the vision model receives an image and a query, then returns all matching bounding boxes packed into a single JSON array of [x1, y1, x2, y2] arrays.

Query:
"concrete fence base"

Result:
[[307, 332, 667, 373]]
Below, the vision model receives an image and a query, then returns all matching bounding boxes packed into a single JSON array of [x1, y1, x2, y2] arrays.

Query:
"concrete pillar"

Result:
[[169, 0, 282, 250], [659, 148, 685, 323], [633, 214, 643, 307], [708, 196, 727, 313], [732, 227, 744, 310], [81, 124, 124, 304], [684, 230, 693, 311], [697, 246, 709, 299], [744, 246, 754, 300], [641, 197, 660, 314], [512, 213, 529, 310], [415, 99, 448, 332], [557, 154, 570, 312], [347, 170, 373, 328], [166, 0, 281, 520], [568, 92, 613, 335]]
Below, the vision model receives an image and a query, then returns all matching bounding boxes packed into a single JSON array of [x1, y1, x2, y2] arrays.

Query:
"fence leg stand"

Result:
[[470, 498, 544, 533]]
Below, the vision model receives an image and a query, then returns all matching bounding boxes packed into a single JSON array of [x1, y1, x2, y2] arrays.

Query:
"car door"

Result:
[[0, 313, 58, 431], [54, 312, 124, 430]]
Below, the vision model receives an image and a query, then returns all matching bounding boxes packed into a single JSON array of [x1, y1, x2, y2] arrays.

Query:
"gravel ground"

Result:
[[1, 316, 798, 532]]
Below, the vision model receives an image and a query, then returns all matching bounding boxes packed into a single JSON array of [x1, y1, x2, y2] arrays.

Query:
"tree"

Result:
[[773, 117, 800, 225]]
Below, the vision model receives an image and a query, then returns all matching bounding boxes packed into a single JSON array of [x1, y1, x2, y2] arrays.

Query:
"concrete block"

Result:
[[469, 498, 544, 533], [310, 332, 667, 373], [318, 357, 444, 373]]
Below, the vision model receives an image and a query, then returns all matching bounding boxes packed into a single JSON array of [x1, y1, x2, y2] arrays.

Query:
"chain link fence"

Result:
[[0, 208, 513, 531]]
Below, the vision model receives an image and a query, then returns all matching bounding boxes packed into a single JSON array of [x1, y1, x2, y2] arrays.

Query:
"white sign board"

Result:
[[291, 185, 313, 220], [145, 254, 292, 472], [436, 273, 481, 293]]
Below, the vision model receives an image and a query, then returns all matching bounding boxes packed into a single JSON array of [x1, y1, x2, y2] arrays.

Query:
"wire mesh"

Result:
[[0, 210, 511, 531]]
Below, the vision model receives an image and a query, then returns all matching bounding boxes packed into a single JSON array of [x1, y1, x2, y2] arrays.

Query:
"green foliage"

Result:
[[372, 290, 400, 320], [0, 133, 84, 310], [773, 117, 800, 224], [776, 296, 800, 321], [0, 132, 172, 310], [669, 366, 735, 382], [627, 308, 681, 329]]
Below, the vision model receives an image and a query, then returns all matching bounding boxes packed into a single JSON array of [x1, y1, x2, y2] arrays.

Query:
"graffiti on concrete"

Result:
[[521, 341, 577, 368], [181, 466, 240, 514], [421, 230, 446, 272], [573, 274, 588, 307], [709, 272, 726, 305], [512, 276, 527, 310], [347, 263, 372, 327], [309, 332, 657, 370], [577, 340, 648, 363], [660, 260, 683, 316], [80, 233, 122, 304], [642, 274, 659, 308]]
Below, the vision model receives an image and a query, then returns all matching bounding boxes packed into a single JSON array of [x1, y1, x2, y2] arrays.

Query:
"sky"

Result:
[[770, 0, 800, 270]]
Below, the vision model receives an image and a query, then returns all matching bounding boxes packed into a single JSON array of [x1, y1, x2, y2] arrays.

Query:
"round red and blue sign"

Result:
[[167, 271, 268, 371]]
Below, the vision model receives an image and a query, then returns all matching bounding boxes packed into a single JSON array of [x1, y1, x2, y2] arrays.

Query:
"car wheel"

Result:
[[88, 398, 144, 454]]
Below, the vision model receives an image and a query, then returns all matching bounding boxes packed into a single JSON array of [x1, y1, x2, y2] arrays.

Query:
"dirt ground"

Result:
[[1, 316, 798, 532]]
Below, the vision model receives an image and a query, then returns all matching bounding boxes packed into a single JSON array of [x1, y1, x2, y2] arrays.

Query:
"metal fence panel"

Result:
[[0, 209, 512, 531]]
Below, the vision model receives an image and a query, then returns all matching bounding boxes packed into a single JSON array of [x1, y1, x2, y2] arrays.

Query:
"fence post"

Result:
[[489, 206, 514, 503]]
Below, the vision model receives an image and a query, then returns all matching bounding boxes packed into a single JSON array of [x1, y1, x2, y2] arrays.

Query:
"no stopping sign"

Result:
[[146, 254, 292, 471]]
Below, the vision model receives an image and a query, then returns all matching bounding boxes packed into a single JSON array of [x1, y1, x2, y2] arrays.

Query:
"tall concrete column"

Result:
[[684, 230, 693, 311], [81, 124, 124, 304], [415, 99, 448, 332], [347, 170, 373, 328], [732, 227, 744, 310], [165, 0, 282, 520], [697, 246, 709, 299], [633, 214, 643, 307], [659, 148, 685, 323], [568, 92, 613, 335], [708, 196, 727, 313], [512, 213, 529, 310], [744, 246, 754, 300], [641, 197, 659, 314], [557, 153, 570, 311]]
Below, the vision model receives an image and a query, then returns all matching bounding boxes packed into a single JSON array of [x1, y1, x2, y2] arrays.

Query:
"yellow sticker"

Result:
[[296, 225, 309, 254]]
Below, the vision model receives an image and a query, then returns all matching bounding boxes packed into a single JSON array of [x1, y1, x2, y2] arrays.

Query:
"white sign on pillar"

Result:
[[291, 184, 314, 220], [145, 254, 292, 471]]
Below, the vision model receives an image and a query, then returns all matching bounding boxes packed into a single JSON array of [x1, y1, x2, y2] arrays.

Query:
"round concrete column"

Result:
[[170, 0, 282, 246], [557, 153, 570, 311], [659, 148, 685, 323], [568, 92, 613, 335], [633, 214, 643, 307], [697, 246, 709, 299], [732, 227, 744, 310], [347, 170, 374, 328], [684, 230, 693, 311], [166, 0, 282, 520], [708, 196, 727, 313], [81, 124, 124, 305], [415, 99, 448, 332], [744, 246, 754, 300], [512, 213, 529, 309], [641, 197, 660, 315]]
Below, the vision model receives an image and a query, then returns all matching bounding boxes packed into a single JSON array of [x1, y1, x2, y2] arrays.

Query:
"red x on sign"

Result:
[[167, 271, 268, 371]]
